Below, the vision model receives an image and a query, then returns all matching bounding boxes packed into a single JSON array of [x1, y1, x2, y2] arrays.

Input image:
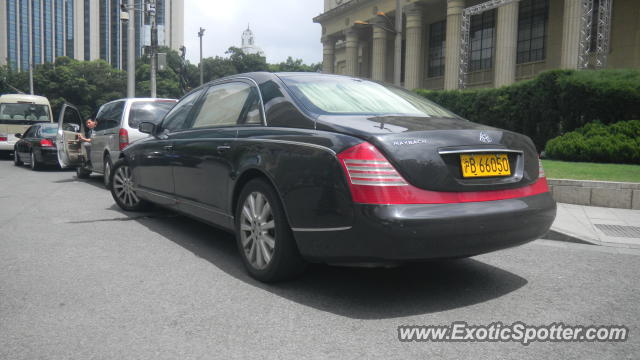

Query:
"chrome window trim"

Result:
[[438, 148, 524, 155], [233, 77, 268, 127], [292, 226, 352, 232], [236, 138, 336, 155]]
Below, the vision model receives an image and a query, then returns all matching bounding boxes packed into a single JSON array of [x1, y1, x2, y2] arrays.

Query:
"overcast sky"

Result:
[[183, 0, 324, 65]]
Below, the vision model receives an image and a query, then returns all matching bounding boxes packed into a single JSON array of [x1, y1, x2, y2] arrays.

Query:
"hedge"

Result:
[[544, 120, 640, 164], [415, 69, 640, 151]]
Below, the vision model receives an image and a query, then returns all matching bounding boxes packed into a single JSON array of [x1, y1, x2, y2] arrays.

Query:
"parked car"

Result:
[[57, 72, 557, 282], [56, 98, 177, 187], [13, 123, 77, 170], [0, 94, 54, 157]]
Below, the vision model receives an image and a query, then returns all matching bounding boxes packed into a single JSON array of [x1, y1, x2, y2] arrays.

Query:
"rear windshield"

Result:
[[128, 101, 176, 128], [39, 126, 58, 136], [280, 75, 457, 118], [0, 103, 50, 122]]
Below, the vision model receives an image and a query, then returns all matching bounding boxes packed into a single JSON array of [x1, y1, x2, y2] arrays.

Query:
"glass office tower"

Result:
[[2, 0, 183, 71]]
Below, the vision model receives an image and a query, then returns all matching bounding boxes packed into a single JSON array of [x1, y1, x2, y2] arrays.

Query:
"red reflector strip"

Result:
[[349, 177, 550, 204], [40, 139, 54, 147]]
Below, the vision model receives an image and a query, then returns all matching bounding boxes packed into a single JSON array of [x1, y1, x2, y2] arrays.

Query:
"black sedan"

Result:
[[64, 73, 557, 282], [14, 123, 72, 170]]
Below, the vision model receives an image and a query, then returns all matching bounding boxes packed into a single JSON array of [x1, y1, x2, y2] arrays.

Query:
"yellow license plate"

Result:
[[460, 153, 511, 178]]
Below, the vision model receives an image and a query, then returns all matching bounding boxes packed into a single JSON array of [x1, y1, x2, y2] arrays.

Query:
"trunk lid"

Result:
[[317, 115, 540, 192]]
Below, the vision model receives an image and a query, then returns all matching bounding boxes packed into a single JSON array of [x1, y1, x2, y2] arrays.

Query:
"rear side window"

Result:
[[38, 126, 58, 136], [191, 82, 261, 129], [23, 126, 38, 138], [96, 101, 125, 131], [128, 101, 176, 128], [161, 89, 204, 132]]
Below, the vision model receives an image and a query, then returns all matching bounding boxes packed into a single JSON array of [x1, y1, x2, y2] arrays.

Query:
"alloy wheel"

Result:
[[112, 165, 140, 208], [30, 152, 37, 170], [239, 191, 276, 270]]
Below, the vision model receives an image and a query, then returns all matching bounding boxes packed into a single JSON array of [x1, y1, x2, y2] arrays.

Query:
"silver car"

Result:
[[75, 98, 177, 187]]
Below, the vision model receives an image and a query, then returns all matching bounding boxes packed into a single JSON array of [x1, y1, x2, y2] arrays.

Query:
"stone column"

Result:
[[322, 36, 335, 74], [344, 28, 359, 76], [404, 3, 424, 90], [494, 2, 519, 87], [560, 0, 582, 69], [444, 0, 465, 90], [371, 23, 387, 81]]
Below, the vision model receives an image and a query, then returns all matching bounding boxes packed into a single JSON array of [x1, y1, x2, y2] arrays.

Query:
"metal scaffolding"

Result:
[[577, 0, 595, 69], [459, 0, 613, 88], [595, 0, 613, 68], [578, 0, 612, 69], [458, 0, 521, 89]]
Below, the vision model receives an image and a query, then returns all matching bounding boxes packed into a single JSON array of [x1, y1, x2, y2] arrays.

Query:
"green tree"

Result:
[[269, 57, 322, 72], [200, 56, 236, 83], [0, 48, 321, 113], [225, 46, 269, 73]]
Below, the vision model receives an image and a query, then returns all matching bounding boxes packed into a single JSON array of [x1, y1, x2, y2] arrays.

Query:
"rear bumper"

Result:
[[37, 147, 60, 165], [0, 141, 17, 151], [294, 192, 556, 263]]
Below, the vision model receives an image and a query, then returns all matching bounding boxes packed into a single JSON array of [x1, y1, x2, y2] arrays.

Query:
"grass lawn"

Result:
[[541, 160, 640, 183]]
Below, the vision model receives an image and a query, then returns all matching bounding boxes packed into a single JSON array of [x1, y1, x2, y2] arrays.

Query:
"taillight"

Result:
[[338, 142, 407, 186], [538, 158, 546, 178], [118, 128, 129, 150], [40, 139, 54, 147], [0, 133, 7, 142], [337, 142, 412, 204], [337, 142, 550, 205]]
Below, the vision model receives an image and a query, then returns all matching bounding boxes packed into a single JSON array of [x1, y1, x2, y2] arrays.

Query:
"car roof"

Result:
[[0, 94, 51, 105], [102, 97, 178, 105]]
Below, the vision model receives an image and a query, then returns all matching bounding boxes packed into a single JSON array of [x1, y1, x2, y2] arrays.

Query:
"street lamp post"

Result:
[[127, 0, 135, 97], [198, 27, 205, 86], [148, 0, 158, 98]]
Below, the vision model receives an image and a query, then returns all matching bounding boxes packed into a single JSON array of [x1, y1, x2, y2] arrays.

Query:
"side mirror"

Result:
[[14, 133, 22, 139], [138, 121, 156, 135]]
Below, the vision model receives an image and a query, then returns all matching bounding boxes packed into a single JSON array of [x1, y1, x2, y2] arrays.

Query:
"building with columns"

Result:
[[0, 0, 185, 71], [314, 0, 640, 90]]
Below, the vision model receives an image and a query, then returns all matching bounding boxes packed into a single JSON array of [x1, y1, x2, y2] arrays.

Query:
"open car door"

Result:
[[56, 104, 84, 168]]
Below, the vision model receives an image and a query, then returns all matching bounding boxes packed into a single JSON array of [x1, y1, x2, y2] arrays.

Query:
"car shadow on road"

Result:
[[110, 206, 528, 320], [52, 172, 106, 190]]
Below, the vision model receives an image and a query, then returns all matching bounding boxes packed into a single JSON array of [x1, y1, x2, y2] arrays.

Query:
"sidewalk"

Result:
[[549, 203, 640, 249]]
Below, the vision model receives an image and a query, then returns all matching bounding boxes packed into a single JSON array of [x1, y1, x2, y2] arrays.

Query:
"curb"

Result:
[[547, 179, 640, 210]]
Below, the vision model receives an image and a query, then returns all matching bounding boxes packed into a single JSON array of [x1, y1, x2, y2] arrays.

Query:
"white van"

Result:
[[0, 94, 54, 155]]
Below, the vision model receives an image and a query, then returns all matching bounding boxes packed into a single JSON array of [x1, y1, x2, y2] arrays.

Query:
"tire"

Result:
[[103, 155, 113, 189], [13, 150, 23, 166], [30, 152, 41, 171], [110, 159, 150, 212], [76, 166, 91, 179], [235, 178, 306, 282]]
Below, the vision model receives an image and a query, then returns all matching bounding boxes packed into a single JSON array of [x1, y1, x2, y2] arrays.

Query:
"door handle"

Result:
[[216, 145, 231, 153], [163, 145, 174, 151]]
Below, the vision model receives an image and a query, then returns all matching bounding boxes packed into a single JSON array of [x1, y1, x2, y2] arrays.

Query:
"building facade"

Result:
[[314, 0, 640, 90], [0, 0, 184, 71], [240, 25, 265, 57]]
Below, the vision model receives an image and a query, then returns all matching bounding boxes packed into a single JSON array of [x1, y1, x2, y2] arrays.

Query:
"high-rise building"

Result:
[[0, 0, 184, 71]]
